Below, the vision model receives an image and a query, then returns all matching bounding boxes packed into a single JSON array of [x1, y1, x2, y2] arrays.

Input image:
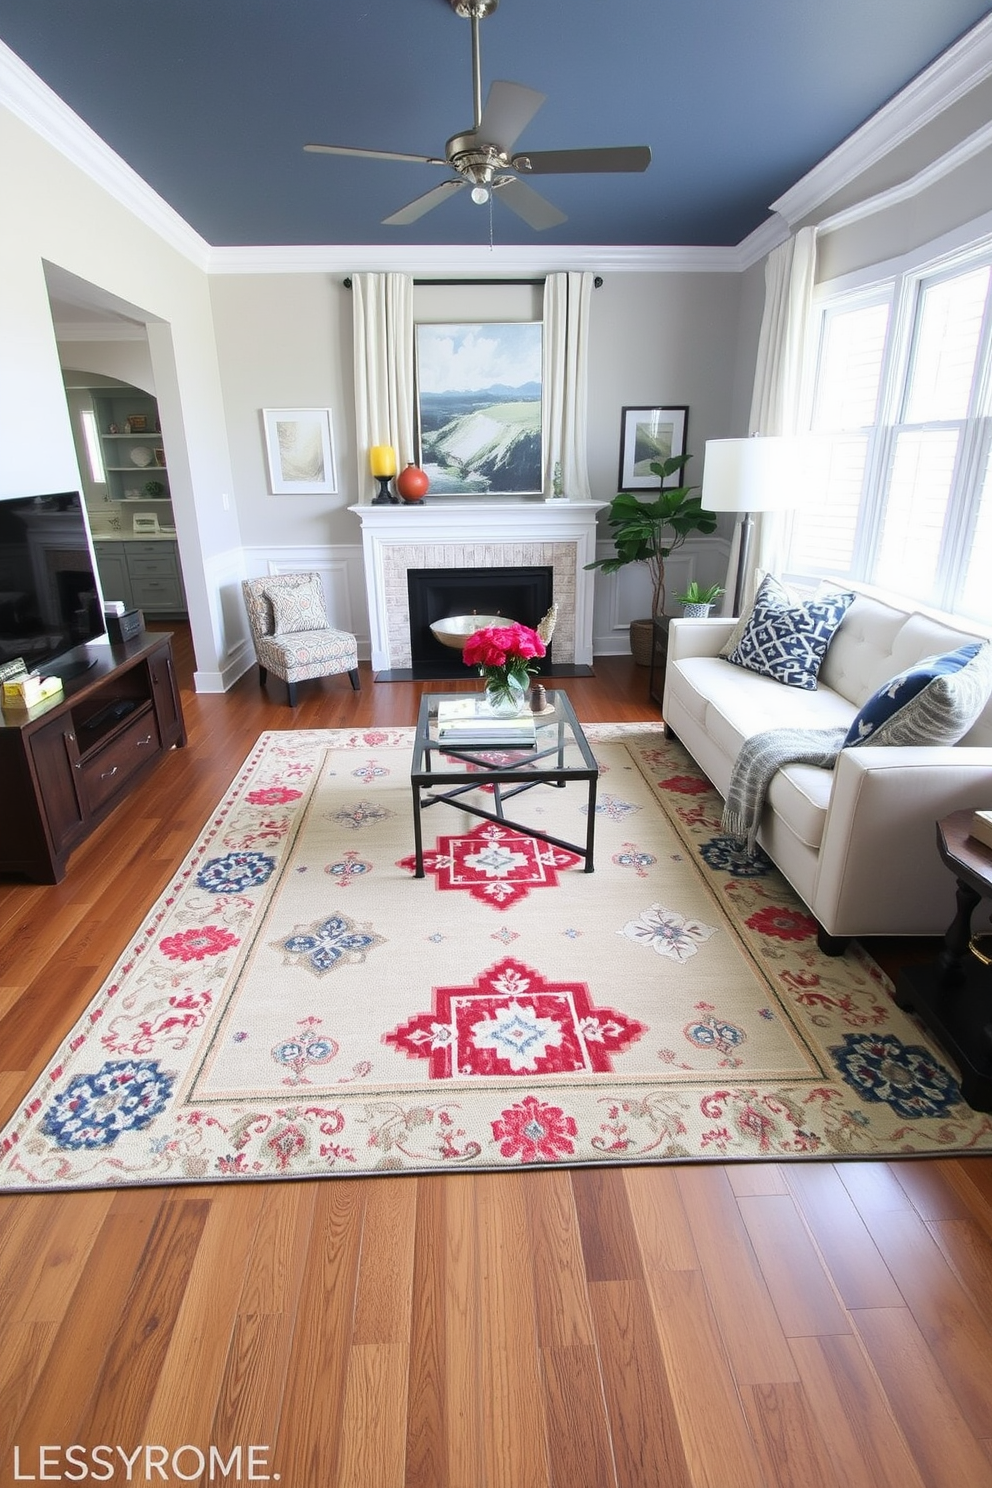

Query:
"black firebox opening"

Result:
[[407, 566, 554, 676]]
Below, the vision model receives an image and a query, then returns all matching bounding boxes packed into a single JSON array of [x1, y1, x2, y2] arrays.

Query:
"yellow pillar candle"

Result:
[[369, 445, 397, 478]]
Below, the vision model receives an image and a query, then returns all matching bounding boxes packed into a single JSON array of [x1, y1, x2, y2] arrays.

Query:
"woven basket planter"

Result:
[[629, 618, 654, 666]]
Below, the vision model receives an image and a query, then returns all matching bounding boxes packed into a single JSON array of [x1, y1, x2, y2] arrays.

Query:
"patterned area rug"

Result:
[[3, 724, 990, 1189]]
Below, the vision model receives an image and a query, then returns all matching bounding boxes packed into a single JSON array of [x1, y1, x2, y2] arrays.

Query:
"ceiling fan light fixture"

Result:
[[448, 0, 498, 18], [471, 185, 490, 205]]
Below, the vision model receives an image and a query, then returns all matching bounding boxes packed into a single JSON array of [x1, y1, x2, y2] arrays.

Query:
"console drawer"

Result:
[[79, 708, 161, 813]]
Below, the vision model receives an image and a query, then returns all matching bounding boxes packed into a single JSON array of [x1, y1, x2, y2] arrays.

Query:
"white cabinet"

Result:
[[95, 540, 187, 617], [94, 542, 132, 608]]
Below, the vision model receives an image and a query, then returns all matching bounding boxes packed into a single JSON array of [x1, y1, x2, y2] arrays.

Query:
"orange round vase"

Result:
[[395, 463, 429, 502]]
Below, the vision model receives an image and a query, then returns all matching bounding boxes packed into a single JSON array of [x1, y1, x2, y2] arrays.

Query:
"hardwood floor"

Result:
[[2, 626, 991, 1488]]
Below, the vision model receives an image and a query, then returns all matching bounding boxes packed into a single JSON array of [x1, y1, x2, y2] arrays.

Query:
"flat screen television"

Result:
[[0, 491, 107, 682]]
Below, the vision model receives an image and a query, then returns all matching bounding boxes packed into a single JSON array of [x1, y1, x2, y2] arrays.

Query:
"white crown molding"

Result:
[[734, 214, 791, 271], [771, 12, 992, 229], [817, 119, 992, 237], [205, 242, 742, 275], [0, 38, 211, 270]]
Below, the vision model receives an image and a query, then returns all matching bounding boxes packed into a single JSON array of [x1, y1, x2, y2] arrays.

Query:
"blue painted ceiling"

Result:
[[1, 0, 990, 248]]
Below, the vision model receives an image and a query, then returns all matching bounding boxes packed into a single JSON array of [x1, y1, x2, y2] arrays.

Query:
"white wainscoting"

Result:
[[239, 541, 370, 646], [590, 536, 732, 656], [199, 537, 730, 691]]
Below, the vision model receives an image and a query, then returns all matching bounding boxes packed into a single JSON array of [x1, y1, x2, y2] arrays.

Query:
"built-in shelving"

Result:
[[92, 391, 170, 506]]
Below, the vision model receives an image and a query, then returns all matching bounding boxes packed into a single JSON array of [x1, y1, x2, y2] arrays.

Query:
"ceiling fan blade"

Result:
[[383, 179, 468, 226], [477, 80, 546, 152], [493, 176, 566, 231], [304, 143, 446, 166], [513, 145, 652, 175]]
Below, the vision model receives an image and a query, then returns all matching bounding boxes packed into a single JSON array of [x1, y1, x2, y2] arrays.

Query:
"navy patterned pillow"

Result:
[[843, 640, 991, 748], [726, 575, 856, 690]]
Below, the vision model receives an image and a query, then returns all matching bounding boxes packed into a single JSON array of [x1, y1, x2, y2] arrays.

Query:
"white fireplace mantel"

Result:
[[350, 500, 605, 671]]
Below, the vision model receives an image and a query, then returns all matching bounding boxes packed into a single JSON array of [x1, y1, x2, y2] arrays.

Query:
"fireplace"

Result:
[[408, 565, 554, 678], [349, 500, 604, 676]]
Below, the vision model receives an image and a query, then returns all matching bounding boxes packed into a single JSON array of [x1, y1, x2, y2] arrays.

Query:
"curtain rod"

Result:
[[342, 276, 603, 289]]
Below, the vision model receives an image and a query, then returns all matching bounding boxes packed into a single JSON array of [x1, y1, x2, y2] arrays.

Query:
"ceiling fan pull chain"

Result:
[[489, 190, 495, 251]]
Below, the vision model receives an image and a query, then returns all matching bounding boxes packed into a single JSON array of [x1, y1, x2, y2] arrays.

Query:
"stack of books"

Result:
[[970, 809, 992, 853], [436, 697, 537, 749]]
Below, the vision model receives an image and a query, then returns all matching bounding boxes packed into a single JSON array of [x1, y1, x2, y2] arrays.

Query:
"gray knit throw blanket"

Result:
[[721, 726, 847, 857]]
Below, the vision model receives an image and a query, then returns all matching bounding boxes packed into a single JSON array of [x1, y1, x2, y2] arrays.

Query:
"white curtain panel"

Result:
[[745, 226, 817, 593], [542, 270, 593, 501], [352, 271, 414, 501]]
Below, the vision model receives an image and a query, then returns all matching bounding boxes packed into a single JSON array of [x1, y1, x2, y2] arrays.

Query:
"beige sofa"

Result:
[[661, 590, 992, 950]]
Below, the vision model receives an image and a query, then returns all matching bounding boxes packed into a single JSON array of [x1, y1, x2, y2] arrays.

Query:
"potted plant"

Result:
[[585, 454, 717, 663], [674, 580, 724, 618]]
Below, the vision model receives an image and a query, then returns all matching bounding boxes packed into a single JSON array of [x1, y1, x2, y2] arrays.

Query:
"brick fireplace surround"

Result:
[[350, 502, 604, 673]]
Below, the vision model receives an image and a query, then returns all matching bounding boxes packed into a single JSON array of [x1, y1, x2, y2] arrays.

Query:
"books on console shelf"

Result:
[[970, 809, 992, 854], [436, 698, 537, 749]]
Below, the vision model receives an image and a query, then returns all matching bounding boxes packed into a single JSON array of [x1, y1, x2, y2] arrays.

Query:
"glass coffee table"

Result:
[[410, 689, 600, 877]]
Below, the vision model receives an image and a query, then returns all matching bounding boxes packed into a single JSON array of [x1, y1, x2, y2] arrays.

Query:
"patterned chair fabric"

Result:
[[241, 572, 360, 704]]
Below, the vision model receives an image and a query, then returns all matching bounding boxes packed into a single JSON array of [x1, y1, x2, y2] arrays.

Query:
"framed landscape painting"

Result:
[[262, 408, 337, 494], [618, 405, 689, 490], [416, 322, 543, 495]]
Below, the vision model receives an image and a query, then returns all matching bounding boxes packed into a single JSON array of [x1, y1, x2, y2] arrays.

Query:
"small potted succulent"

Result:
[[675, 580, 724, 618]]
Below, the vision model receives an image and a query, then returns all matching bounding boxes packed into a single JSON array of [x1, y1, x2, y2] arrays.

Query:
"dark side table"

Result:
[[648, 615, 670, 712], [895, 810, 992, 1111]]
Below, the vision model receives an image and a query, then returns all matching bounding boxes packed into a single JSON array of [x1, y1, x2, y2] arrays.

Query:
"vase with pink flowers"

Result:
[[462, 622, 546, 716]]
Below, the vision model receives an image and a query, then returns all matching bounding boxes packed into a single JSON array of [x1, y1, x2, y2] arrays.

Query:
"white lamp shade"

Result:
[[701, 436, 802, 514]]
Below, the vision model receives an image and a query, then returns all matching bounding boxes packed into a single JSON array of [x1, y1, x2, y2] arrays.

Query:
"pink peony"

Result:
[[463, 624, 545, 671]]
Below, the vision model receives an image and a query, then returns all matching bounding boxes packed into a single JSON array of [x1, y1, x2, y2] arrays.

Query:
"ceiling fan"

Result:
[[304, 0, 651, 230]]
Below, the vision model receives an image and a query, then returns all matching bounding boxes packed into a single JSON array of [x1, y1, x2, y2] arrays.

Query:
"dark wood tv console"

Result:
[[0, 632, 186, 883]]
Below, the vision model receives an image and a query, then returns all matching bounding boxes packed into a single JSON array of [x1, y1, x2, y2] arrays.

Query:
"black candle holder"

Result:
[[372, 474, 399, 505]]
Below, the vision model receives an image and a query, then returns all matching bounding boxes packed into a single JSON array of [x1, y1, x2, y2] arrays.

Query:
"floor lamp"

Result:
[[700, 437, 800, 616]]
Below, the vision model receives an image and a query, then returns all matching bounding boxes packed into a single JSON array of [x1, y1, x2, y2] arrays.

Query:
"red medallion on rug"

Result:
[[397, 822, 582, 908], [384, 956, 646, 1078]]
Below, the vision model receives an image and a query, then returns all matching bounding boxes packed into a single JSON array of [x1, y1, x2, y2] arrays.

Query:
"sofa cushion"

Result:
[[845, 640, 992, 748], [694, 660, 856, 764], [819, 593, 989, 706], [767, 762, 835, 850], [725, 575, 856, 690], [265, 577, 329, 635]]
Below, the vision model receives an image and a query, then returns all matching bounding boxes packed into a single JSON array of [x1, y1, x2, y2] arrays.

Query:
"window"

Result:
[[786, 244, 992, 623], [80, 408, 106, 485]]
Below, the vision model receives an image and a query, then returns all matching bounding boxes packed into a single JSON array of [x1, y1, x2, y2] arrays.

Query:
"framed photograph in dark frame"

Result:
[[618, 405, 689, 490]]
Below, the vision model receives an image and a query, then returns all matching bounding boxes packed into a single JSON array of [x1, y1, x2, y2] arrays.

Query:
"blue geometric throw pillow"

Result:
[[844, 640, 992, 748], [726, 575, 856, 690]]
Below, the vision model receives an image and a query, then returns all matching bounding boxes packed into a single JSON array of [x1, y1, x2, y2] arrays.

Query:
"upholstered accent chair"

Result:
[[241, 572, 360, 706]]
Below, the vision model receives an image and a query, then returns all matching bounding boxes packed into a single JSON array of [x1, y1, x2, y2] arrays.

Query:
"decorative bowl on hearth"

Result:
[[429, 614, 507, 651]]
